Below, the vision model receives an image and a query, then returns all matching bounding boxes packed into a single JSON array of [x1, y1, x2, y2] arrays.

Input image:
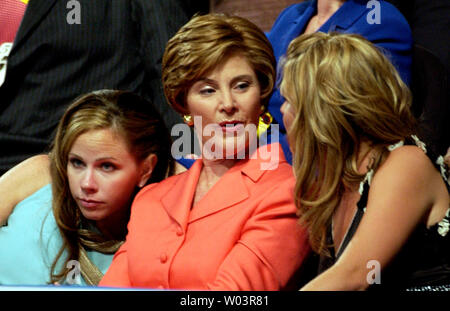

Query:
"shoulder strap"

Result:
[[408, 135, 449, 190], [79, 246, 104, 286], [336, 134, 449, 260], [335, 180, 369, 259]]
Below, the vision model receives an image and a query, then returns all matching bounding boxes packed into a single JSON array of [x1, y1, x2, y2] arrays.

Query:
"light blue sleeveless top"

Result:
[[0, 184, 114, 286]]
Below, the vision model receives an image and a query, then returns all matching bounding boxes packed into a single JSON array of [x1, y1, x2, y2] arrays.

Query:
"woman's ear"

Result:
[[137, 154, 158, 188]]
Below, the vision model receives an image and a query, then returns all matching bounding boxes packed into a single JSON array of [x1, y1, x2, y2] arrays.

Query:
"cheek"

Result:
[[284, 113, 298, 154], [245, 94, 263, 123], [67, 168, 79, 194], [188, 99, 215, 129], [106, 173, 139, 201], [282, 112, 292, 131], [100, 177, 138, 216], [186, 93, 208, 116], [281, 103, 295, 132]]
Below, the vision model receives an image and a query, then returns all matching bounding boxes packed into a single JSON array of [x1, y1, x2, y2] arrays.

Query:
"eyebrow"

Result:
[[197, 74, 255, 86], [68, 153, 118, 162]]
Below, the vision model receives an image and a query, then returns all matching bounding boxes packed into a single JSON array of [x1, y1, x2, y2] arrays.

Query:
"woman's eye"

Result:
[[199, 87, 215, 95], [69, 158, 84, 168], [235, 81, 250, 91], [101, 162, 116, 172]]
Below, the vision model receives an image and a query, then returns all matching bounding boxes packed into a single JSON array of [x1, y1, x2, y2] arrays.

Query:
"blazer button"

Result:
[[176, 226, 183, 236], [160, 253, 168, 263]]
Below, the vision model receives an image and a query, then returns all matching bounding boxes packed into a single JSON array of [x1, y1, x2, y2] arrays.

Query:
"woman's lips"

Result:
[[219, 121, 245, 133], [78, 198, 103, 208]]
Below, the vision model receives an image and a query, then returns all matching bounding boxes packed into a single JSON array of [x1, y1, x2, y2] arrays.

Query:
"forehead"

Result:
[[70, 128, 132, 158], [202, 52, 255, 79]]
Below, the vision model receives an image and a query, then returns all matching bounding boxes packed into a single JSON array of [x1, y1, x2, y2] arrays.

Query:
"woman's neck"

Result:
[[202, 157, 236, 175], [356, 141, 376, 174], [317, 0, 346, 19], [193, 158, 236, 206], [305, 0, 346, 34], [95, 209, 130, 241]]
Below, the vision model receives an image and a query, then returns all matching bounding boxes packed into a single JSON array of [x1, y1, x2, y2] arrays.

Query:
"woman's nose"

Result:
[[220, 91, 237, 114], [81, 168, 98, 193]]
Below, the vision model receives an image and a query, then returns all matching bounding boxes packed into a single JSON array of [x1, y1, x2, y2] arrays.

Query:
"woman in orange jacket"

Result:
[[99, 14, 310, 290]]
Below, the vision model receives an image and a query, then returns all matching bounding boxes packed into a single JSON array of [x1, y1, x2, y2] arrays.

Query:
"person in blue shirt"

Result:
[[266, 0, 413, 163], [0, 90, 174, 286]]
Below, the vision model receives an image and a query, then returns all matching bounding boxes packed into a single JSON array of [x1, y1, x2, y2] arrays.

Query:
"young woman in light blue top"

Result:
[[0, 90, 174, 286], [0, 183, 114, 286]]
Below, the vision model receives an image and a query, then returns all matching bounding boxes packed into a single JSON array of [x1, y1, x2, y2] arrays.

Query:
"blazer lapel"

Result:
[[277, 1, 316, 60], [188, 144, 285, 223], [160, 160, 202, 231], [188, 165, 249, 223], [161, 143, 285, 225], [12, 0, 58, 51]]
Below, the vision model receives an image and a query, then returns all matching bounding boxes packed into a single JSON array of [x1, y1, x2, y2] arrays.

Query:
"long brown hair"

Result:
[[280, 33, 416, 256], [49, 90, 174, 283]]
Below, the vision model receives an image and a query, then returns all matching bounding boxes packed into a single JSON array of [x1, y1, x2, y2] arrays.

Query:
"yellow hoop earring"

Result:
[[257, 111, 273, 137]]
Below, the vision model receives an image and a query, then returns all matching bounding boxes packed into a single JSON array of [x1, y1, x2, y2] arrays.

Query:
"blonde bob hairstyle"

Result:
[[280, 32, 416, 256], [162, 13, 276, 115]]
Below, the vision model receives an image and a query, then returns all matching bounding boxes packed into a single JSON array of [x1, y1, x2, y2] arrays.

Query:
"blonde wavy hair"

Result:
[[162, 13, 276, 114], [280, 32, 416, 256]]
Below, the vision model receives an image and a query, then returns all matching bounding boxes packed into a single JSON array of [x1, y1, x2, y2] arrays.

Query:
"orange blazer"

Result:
[[100, 144, 310, 290]]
